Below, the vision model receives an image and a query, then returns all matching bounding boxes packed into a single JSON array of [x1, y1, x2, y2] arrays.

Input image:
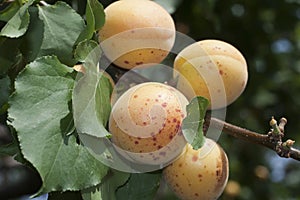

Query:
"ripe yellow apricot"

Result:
[[163, 138, 229, 200], [99, 0, 176, 69], [174, 39, 248, 109], [109, 82, 188, 165]]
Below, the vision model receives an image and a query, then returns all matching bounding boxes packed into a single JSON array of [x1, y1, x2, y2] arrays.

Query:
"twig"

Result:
[[204, 116, 300, 161]]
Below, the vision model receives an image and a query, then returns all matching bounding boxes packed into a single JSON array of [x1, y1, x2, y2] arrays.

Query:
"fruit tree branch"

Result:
[[204, 116, 300, 161]]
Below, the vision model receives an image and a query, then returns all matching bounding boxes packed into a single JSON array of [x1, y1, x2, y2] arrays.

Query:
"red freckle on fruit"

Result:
[[192, 155, 198, 162], [152, 137, 157, 141], [178, 163, 182, 167], [173, 118, 177, 123], [175, 109, 181, 112], [159, 151, 166, 156], [158, 94, 162, 98], [219, 70, 223, 75], [136, 61, 143, 65], [153, 157, 159, 161], [198, 174, 202, 178], [216, 169, 221, 176], [137, 137, 141, 140], [143, 121, 147, 125], [155, 99, 159, 102], [162, 102, 167, 107], [133, 95, 138, 98], [134, 141, 139, 144], [150, 51, 154, 54], [176, 183, 179, 187], [195, 193, 199, 197], [124, 60, 129, 64], [157, 145, 163, 149], [181, 114, 185, 118], [169, 135, 173, 139], [153, 143, 157, 146], [146, 98, 150, 101]]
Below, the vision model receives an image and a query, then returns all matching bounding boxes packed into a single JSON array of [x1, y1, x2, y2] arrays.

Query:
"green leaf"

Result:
[[8, 56, 108, 194], [76, 0, 105, 44], [37, 1, 85, 65], [0, 0, 22, 22], [0, 75, 10, 109], [182, 96, 209, 150], [116, 172, 161, 200], [0, 0, 34, 38], [82, 169, 130, 200], [73, 59, 112, 138], [20, 6, 44, 63], [88, 0, 105, 30], [74, 40, 99, 63]]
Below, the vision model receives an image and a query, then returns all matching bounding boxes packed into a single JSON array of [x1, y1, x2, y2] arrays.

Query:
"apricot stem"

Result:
[[205, 116, 300, 161]]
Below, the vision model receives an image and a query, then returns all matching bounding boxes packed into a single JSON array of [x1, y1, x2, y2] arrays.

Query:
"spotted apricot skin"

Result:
[[109, 82, 188, 164], [174, 39, 248, 109], [98, 0, 176, 69], [163, 138, 229, 200]]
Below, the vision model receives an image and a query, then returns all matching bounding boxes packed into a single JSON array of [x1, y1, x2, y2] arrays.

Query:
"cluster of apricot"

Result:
[[97, 0, 248, 199]]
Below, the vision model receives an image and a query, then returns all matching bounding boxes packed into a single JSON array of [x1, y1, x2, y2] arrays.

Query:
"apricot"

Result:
[[173, 39, 248, 109], [163, 138, 229, 200], [98, 0, 176, 69], [109, 82, 188, 165]]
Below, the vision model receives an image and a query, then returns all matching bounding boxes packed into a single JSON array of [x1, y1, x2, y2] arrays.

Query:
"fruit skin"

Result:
[[109, 82, 188, 165], [99, 0, 176, 69], [173, 39, 248, 109], [163, 138, 229, 200]]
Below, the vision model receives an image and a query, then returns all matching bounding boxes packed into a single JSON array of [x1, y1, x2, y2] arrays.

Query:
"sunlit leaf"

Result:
[[75, 0, 105, 44], [73, 64, 112, 138], [8, 56, 108, 194], [74, 39, 99, 63], [37, 1, 85, 65], [0, 0, 34, 38], [182, 96, 209, 150]]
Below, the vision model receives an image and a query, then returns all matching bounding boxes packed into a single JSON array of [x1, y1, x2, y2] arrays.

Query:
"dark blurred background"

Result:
[[1, 0, 300, 199]]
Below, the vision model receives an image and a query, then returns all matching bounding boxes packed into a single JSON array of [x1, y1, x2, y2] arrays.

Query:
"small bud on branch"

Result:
[[205, 116, 300, 161]]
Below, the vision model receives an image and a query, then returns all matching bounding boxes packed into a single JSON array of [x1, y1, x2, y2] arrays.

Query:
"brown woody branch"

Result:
[[204, 116, 300, 161]]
